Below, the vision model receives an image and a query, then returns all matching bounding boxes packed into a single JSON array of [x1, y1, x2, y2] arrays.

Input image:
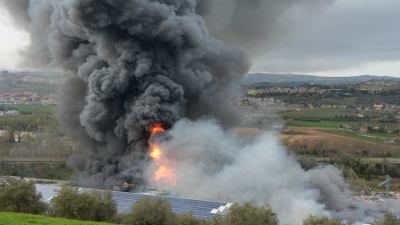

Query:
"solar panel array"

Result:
[[110, 191, 229, 219], [36, 184, 230, 220]]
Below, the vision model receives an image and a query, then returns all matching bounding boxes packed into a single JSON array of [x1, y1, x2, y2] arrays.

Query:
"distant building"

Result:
[[0, 111, 4, 117], [372, 104, 384, 111]]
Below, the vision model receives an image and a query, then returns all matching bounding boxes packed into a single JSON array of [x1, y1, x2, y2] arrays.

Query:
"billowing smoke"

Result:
[[152, 119, 397, 225], [1, 0, 249, 186], [1, 0, 396, 224]]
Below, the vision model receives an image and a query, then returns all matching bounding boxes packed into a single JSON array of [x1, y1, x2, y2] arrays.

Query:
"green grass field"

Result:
[[0, 104, 56, 114], [286, 119, 351, 128], [0, 212, 117, 225], [315, 97, 357, 106], [281, 108, 355, 119]]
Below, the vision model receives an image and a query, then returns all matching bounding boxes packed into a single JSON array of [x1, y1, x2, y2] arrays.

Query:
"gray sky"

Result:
[[0, 0, 399, 77], [251, 0, 400, 76]]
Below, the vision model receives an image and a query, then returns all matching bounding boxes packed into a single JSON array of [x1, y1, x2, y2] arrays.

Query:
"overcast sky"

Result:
[[0, 0, 399, 77]]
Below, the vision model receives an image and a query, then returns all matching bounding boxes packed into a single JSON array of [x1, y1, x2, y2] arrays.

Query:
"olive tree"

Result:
[[128, 199, 176, 225], [223, 203, 278, 225], [51, 186, 116, 222], [0, 177, 47, 214]]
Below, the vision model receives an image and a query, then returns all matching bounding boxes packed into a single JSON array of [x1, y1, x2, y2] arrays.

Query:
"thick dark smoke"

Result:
[[1, 0, 249, 186], [2, 0, 396, 224]]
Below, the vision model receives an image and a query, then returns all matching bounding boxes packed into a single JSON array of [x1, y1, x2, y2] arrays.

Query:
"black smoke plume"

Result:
[[0, 0, 249, 186], [2, 1, 397, 224]]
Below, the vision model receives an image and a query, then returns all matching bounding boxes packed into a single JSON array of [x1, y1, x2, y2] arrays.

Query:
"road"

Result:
[[0, 157, 67, 163]]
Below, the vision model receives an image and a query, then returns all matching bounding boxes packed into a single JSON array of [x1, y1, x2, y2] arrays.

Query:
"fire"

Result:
[[148, 123, 176, 187], [149, 143, 162, 160], [150, 123, 166, 136], [154, 166, 176, 186]]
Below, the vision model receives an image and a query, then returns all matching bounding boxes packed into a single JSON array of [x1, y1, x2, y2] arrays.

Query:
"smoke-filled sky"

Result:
[[0, 0, 399, 77]]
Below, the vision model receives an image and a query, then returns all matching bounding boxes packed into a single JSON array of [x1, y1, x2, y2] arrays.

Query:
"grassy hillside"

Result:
[[0, 212, 118, 225]]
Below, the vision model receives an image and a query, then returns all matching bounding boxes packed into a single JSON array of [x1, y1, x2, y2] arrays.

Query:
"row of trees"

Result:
[[0, 177, 398, 225]]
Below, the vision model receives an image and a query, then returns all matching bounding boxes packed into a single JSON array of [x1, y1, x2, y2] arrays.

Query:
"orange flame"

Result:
[[148, 123, 176, 187], [154, 166, 176, 186], [149, 143, 162, 160], [150, 123, 166, 136]]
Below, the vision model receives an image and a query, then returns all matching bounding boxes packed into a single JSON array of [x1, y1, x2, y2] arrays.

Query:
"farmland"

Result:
[[0, 104, 56, 114]]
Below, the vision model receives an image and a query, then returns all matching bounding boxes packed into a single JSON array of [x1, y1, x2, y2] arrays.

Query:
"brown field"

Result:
[[233, 127, 400, 157], [282, 127, 400, 157]]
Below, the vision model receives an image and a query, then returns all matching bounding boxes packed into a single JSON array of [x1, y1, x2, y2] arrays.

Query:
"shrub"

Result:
[[0, 177, 47, 214], [223, 203, 278, 225], [51, 186, 117, 222], [128, 199, 175, 225], [303, 216, 343, 225]]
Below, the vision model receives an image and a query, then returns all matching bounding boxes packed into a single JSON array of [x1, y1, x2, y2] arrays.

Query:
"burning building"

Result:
[[2, 0, 399, 224]]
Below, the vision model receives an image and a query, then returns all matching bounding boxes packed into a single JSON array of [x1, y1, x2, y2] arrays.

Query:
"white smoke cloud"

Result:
[[147, 119, 398, 225]]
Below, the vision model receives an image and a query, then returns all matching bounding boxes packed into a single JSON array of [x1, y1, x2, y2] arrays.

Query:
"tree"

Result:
[[303, 216, 343, 225], [128, 199, 175, 225], [50, 186, 80, 219], [223, 203, 278, 225], [0, 177, 47, 214], [51, 186, 117, 222]]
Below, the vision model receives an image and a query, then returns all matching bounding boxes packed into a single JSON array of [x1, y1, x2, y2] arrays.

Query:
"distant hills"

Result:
[[242, 73, 400, 87], [0, 70, 64, 94]]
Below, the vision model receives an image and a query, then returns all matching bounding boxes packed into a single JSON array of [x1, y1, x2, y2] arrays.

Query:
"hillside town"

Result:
[[0, 92, 58, 105]]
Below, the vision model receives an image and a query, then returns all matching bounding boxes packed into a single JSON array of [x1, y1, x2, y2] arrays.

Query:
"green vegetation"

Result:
[[316, 97, 357, 106], [126, 199, 278, 225], [0, 114, 57, 132], [51, 187, 117, 222], [0, 178, 47, 214], [303, 216, 343, 225], [0, 104, 56, 114], [0, 71, 62, 94], [281, 108, 354, 119], [224, 203, 278, 225], [127, 199, 176, 225], [0, 179, 396, 225], [287, 120, 351, 128], [0, 163, 73, 180], [0, 213, 117, 225]]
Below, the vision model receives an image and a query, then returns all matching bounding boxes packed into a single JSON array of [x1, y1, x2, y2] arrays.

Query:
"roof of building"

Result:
[[35, 184, 231, 220]]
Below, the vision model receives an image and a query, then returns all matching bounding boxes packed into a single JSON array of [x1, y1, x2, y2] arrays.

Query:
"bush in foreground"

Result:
[[127, 199, 280, 225], [127, 199, 176, 225], [303, 216, 343, 225], [224, 203, 279, 225], [0, 178, 47, 214], [51, 186, 117, 222]]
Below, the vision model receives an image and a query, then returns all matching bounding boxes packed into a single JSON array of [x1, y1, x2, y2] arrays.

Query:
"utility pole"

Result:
[[378, 175, 392, 197]]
